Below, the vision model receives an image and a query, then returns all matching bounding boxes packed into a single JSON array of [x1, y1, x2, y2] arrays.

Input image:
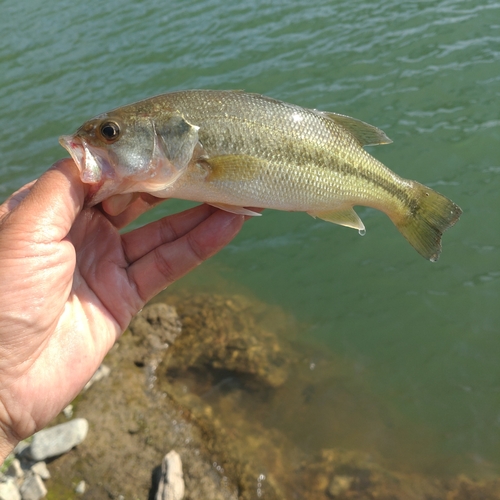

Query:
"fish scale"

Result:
[[59, 89, 462, 261]]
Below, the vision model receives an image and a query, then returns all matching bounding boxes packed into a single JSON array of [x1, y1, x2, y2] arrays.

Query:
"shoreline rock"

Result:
[[156, 450, 185, 500], [28, 418, 89, 462], [0, 416, 89, 500]]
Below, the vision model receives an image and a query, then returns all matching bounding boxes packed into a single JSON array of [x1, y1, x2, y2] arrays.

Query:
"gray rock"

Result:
[[5, 460, 23, 481], [75, 480, 86, 494], [62, 404, 73, 419], [83, 364, 111, 391], [0, 478, 21, 500], [28, 418, 88, 461], [29, 464, 49, 482], [19, 473, 46, 500], [156, 450, 185, 500]]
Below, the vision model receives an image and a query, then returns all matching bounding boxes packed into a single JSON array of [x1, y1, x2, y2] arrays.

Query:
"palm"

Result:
[[0, 159, 245, 452]]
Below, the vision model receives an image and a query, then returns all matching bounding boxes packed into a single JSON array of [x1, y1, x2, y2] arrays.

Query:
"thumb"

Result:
[[2, 158, 86, 243]]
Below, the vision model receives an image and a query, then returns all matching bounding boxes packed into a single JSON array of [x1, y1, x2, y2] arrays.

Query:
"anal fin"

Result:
[[308, 207, 365, 231]]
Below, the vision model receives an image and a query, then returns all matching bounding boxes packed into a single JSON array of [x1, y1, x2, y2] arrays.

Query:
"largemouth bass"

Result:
[[59, 90, 462, 261]]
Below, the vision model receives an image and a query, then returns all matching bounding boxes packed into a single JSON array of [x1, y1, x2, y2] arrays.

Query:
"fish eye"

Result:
[[99, 121, 121, 142]]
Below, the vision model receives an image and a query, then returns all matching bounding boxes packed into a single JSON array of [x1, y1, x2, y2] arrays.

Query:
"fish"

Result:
[[59, 89, 462, 261]]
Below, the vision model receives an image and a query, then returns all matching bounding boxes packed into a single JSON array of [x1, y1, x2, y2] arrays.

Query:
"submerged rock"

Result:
[[328, 474, 353, 497], [28, 418, 88, 461], [129, 303, 182, 366], [163, 294, 293, 388]]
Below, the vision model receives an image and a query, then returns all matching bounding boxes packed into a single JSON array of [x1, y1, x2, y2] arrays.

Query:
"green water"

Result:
[[2, 0, 500, 479]]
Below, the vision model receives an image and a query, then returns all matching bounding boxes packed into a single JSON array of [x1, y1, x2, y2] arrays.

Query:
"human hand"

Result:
[[0, 158, 246, 462]]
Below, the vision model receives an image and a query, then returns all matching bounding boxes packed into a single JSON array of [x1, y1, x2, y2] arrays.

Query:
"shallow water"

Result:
[[1, 0, 500, 480]]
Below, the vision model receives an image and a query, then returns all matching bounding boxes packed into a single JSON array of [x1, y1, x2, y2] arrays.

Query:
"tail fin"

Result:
[[389, 182, 462, 262]]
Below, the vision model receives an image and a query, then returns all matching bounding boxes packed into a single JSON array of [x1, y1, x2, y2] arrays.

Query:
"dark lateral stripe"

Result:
[[269, 134, 412, 208], [336, 160, 413, 207]]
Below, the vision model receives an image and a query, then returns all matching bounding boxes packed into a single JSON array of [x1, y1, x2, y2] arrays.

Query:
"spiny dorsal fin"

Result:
[[320, 111, 392, 146]]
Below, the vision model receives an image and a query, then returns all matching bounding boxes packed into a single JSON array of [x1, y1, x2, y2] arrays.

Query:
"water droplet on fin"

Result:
[[358, 229, 366, 236]]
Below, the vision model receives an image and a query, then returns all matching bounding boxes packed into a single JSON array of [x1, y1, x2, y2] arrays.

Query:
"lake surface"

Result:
[[2, 0, 500, 481]]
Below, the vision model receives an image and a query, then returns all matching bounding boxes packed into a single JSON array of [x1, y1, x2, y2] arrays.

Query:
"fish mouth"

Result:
[[59, 135, 116, 205], [59, 135, 86, 175]]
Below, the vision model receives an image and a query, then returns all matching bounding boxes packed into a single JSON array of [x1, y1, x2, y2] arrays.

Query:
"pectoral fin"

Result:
[[208, 203, 262, 216], [320, 111, 392, 146], [308, 207, 365, 231], [203, 154, 268, 182]]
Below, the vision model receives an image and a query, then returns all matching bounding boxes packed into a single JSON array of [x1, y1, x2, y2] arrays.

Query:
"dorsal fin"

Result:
[[319, 111, 392, 146]]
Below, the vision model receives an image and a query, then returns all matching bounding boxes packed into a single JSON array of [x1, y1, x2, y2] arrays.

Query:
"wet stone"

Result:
[[28, 418, 88, 461]]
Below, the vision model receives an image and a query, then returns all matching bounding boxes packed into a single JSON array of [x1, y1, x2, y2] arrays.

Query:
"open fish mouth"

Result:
[[59, 134, 117, 205], [59, 135, 113, 183]]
